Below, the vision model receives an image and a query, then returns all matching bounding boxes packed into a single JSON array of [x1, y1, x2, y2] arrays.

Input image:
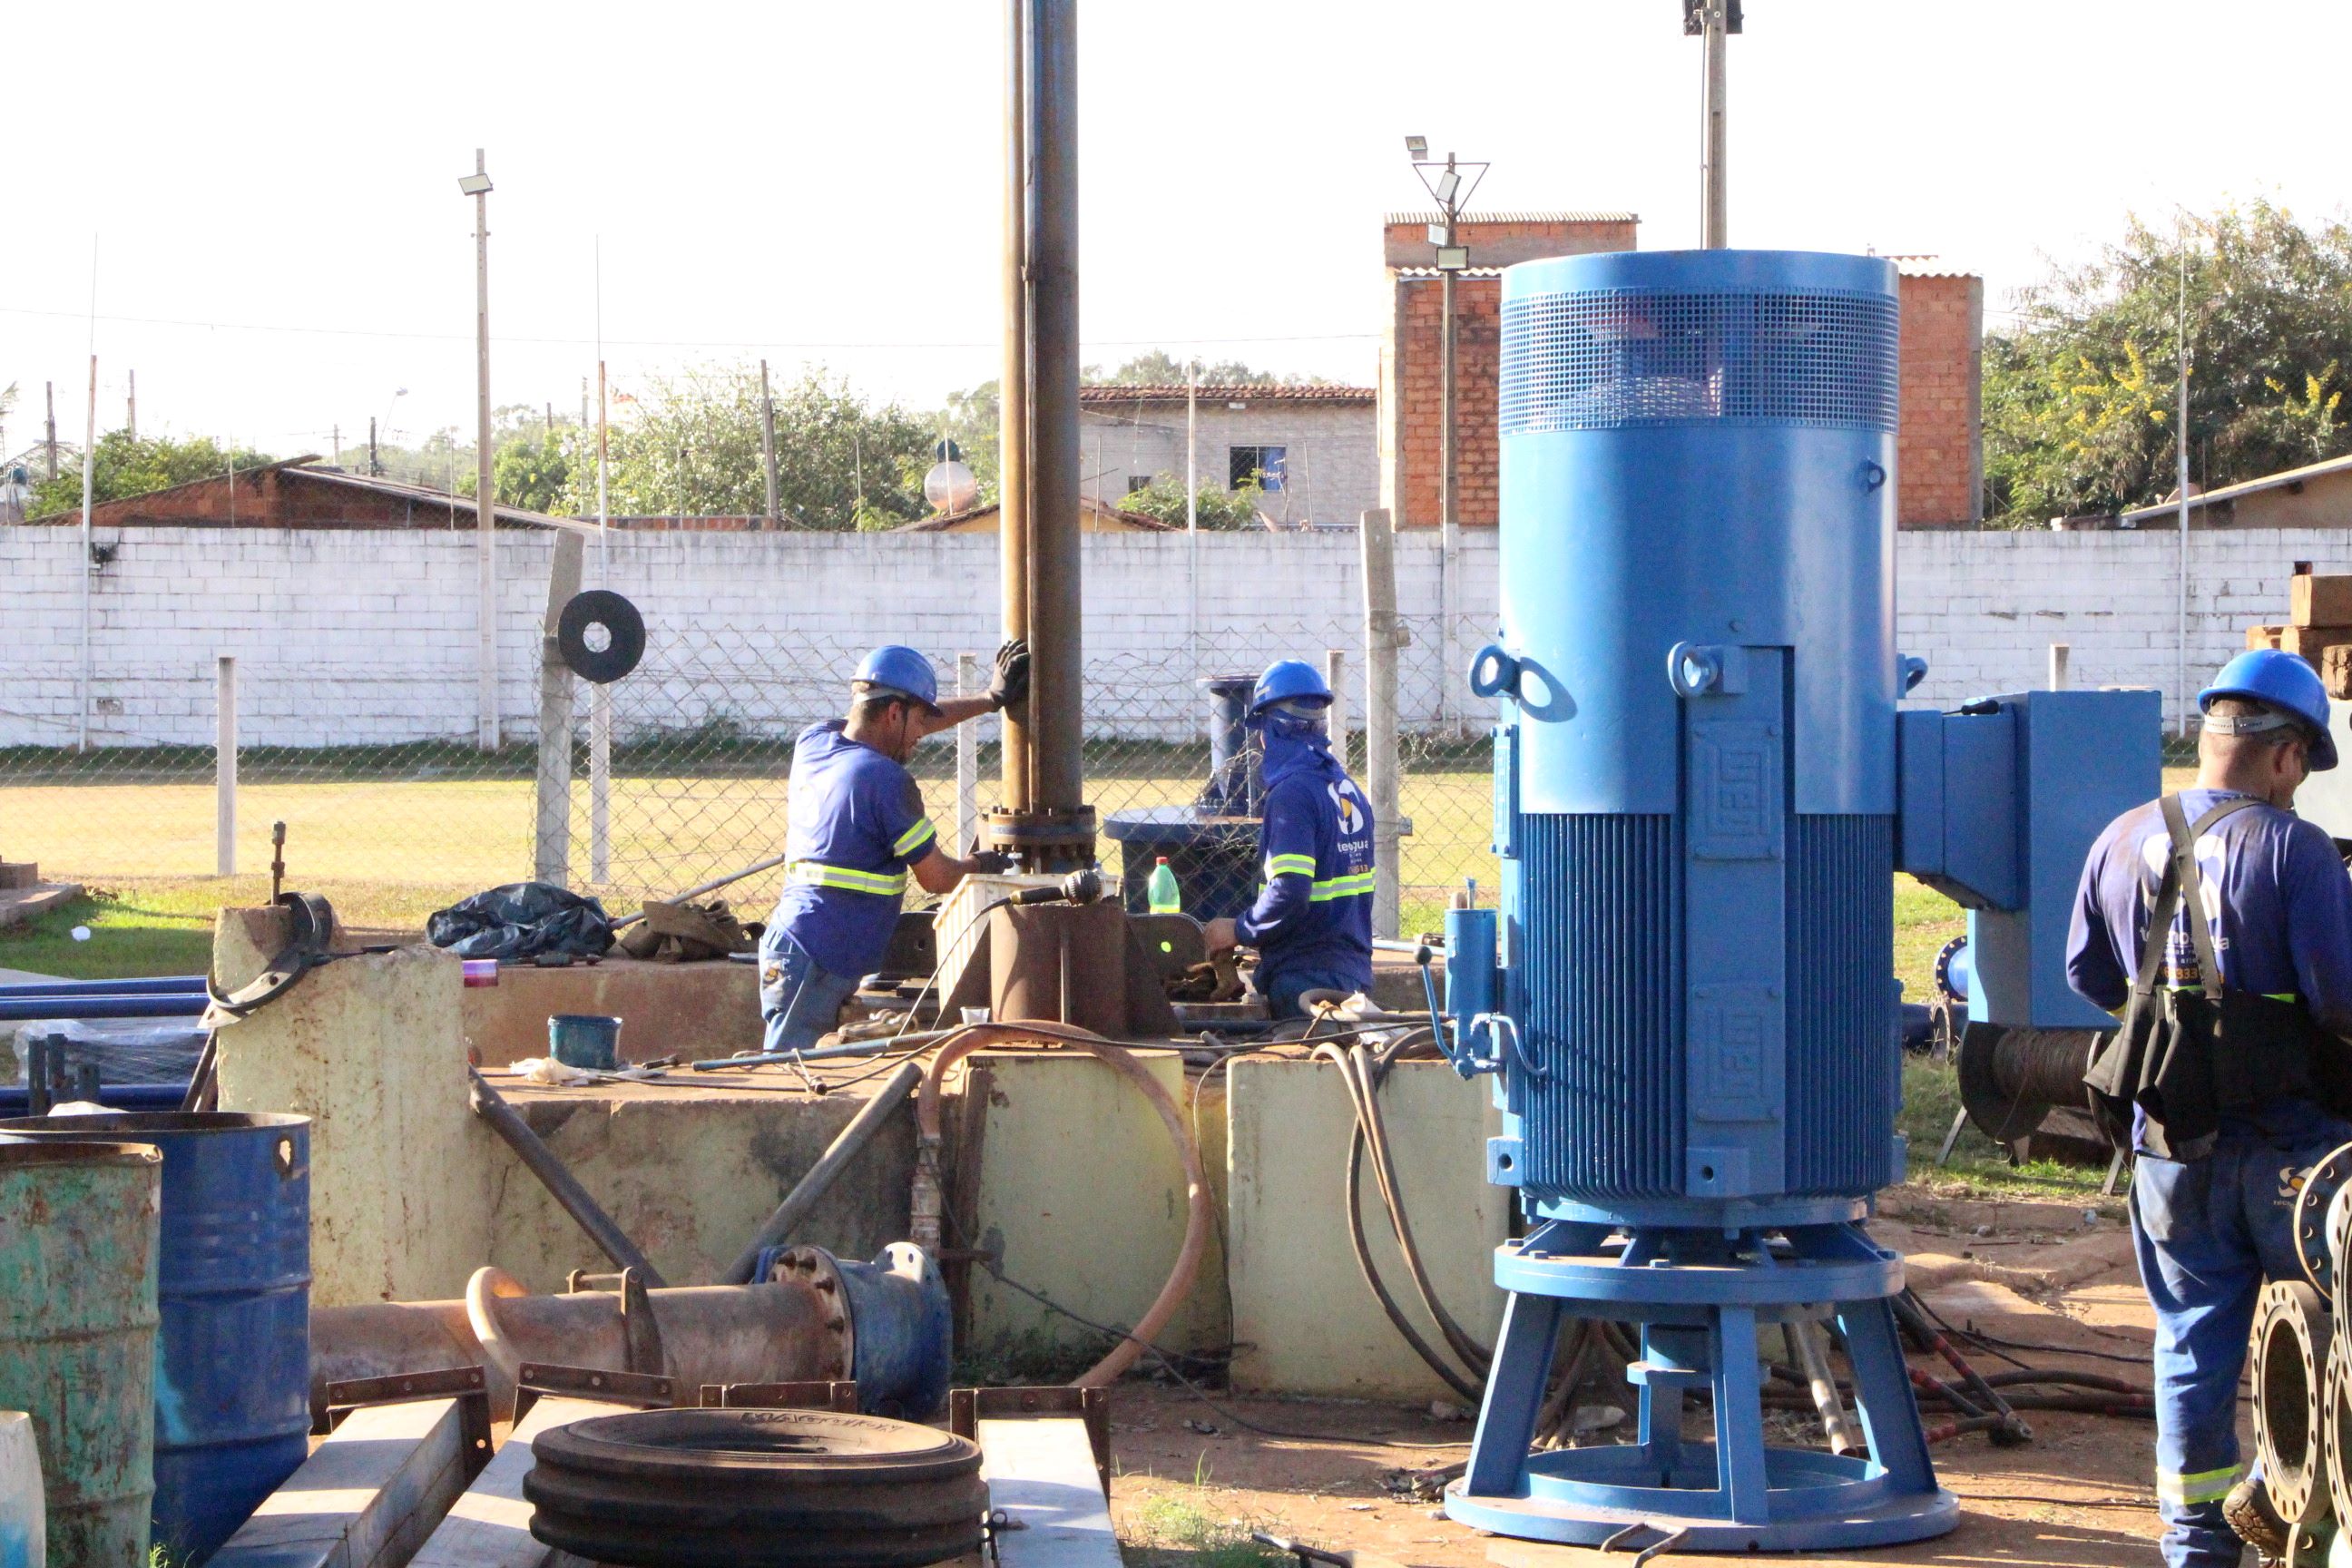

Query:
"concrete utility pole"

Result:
[[1405, 138, 1486, 729], [462, 150, 499, 751], [368, 417, 378, 476], [2176, 222, 2193, 740], [1690, 0, 1740, 248], [760, 358, 779, 527], [78, 356, 96, 753], [44, 382, 57, 480], [126, 369, 136, 442]]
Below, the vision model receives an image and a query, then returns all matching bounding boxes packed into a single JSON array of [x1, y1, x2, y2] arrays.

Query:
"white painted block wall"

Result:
[[0, 524, 2328, 748]]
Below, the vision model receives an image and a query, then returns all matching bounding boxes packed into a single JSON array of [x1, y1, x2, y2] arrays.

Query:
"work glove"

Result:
[[969, 849, 1016, 876], [989, 639, 1032, 712]]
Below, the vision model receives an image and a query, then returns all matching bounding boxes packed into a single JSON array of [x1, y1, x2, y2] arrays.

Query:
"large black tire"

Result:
[[524, 1409, 985, 1568]]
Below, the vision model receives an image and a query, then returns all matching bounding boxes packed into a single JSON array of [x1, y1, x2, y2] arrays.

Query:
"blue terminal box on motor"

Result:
[[1436, 247, 2155, 1552]]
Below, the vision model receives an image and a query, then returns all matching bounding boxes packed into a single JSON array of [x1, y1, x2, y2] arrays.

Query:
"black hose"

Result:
[[1343, 1041, 1494, 1375]]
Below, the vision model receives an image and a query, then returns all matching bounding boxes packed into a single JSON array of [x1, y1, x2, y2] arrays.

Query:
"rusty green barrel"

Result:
[[0, 1142, 161, 1567]]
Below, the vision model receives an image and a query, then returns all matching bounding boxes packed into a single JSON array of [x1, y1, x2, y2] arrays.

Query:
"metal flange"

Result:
[[2324, 1341, 2352, 1530], [2256, 1279, 2333, 1526], [2297, 1143, 2352, 1293]]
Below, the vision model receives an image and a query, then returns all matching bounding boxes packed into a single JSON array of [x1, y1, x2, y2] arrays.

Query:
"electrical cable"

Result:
[[1346, 1039, 1493, 1375]]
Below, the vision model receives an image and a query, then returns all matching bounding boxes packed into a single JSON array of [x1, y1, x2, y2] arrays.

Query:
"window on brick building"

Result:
[[1126, 475, 1153, 495], [1230, 445, 1287, 492]]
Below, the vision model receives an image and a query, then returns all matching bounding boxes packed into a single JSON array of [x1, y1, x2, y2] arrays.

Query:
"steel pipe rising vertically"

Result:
[[994, 0, 1094, 870]]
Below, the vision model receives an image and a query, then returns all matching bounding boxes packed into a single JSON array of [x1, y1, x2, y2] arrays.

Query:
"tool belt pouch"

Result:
[[2082, 794, 2352, 1160]]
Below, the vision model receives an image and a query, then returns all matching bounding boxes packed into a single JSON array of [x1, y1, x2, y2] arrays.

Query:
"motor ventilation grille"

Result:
[[1499, 289, 1899, 436]]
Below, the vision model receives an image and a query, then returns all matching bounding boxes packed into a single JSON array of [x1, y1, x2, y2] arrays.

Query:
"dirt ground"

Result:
[[1104, 1181, 2175, 1567]]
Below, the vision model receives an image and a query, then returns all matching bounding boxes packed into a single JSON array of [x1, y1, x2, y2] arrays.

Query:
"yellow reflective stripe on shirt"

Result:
[[893, 818, 937, 858], [2156, 1463, 2239, 1505], [1308, 870, 1377, 902], [1266, 853, 1318, 878], [789, 861, 908, 897]]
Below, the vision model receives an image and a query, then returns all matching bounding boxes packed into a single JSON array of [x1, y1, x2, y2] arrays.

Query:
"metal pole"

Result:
[[998, 0, 1034, 822], [1360, 509, 1406, 938], [78, 354, 95, 753], [720, 1059, 925, 1285], [760, 358, 779, 527], [468, 1071, 664, 1286], [215, 655, 237, 877], [1028, 0, 1086, 859], [956, 652, 980, 854], [1186, 360, 1199, 672], [474, 150, 499, 753], [1700, 0, 1730, 249], [2177, 229, 2192, 740]]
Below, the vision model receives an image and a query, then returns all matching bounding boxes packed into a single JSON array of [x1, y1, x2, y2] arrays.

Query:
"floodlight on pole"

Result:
[[457, 172, 493, 196], [1404, 134, 1427, 157]]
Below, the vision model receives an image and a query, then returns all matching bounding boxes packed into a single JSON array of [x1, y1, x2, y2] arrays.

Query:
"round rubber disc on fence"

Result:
[[559, 590, 646, 684], [2297, 1143, 2352, 1294], [523, 1408, 985, 1568], [2257, 1279, 2333, 1527]]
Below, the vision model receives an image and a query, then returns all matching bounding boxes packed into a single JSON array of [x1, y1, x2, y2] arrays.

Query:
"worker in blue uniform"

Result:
[[2069, 649, 2352, 1568], [1202, 660, 1377, 1017], [759, 642, 1027, 1057]]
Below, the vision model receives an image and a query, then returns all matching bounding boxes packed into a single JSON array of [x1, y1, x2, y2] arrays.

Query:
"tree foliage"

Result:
[[27, 429, 277, 518], [562, 367, 933, 528], [1985, 199, 2352, 524], [1116, 472, 1265, 531]]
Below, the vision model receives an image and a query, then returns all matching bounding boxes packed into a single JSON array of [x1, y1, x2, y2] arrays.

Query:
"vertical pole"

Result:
[[1186, 359, 1199, 673], [1324, 647, 1349, 767], [332, 423, 340, 466], [1439, 172, 1459, 731], [760, 358, 780, 527], [998, 0, 1033, 825], [1361, 508, 1405, 939], [1700, 0, 1730, 249], [369, 416, 377, 476], [44, 381, 58, 480], [534, 534, 583, 886], [592, 358, 612, 884], [78, 355, 96, 753], [126, 369, 136, 442], [2177, 229, 2192, 740], [2048, 642, 2071, 692], [215, 655, 238, 877], [956, 652, 980, 855], [1026, 0, 1087, 863], [475, 149, 499, 753]]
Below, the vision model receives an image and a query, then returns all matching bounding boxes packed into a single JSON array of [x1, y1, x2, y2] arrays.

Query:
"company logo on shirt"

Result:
[[1329, 781, 1366, 836]]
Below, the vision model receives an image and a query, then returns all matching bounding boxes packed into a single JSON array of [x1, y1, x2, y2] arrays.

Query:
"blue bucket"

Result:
[[548, 1014, 622, 1072]]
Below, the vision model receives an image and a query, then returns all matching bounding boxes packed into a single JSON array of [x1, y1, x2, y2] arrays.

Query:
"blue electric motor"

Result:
[[1446, 249, 1972, 1552]]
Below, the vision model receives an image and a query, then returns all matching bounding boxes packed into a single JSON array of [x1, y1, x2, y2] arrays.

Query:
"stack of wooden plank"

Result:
[[2246, 570, 2352, 698]]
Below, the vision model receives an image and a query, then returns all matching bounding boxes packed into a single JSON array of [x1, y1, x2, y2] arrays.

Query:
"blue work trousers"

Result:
[[757, 932, 863, 1058], [2132, 1098, 2352, 1568], [1260, 964, 1367, 1021]]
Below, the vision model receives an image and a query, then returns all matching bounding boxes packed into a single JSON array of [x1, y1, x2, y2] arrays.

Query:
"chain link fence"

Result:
[[0, 615, 1501, 937]]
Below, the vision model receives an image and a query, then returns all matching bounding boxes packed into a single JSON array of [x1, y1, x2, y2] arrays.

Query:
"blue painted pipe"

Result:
[[0, 1083, 190, 1116], [0, 995, 207, 1021], [0, 976, 206, 998], [750, 1242, 953, 1418]]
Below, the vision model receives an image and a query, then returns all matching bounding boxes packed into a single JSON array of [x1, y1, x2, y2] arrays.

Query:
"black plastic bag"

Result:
[[427, 882, 615, 961]]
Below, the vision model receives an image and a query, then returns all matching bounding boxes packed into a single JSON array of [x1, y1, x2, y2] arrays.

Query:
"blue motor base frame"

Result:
[[1445, 1219, 1958, 1552]]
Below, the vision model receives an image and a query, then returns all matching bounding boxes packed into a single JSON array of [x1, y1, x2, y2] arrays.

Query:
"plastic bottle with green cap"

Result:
[[1147, 857, 1182, 915]]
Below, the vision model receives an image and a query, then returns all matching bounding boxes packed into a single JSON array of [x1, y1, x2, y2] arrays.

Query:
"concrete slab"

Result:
[[0, 967, 63, 986], [0, 883, 80, 929], [978, 1416, 1122, 1568], [212, 1396, 468, 1568], [409, 1396, 626, 1568]]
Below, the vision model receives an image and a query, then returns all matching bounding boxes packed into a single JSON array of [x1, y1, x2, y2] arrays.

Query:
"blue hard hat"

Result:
[[854, 644, 942, 713], [2200, 649, 2337, 770], [1250, 659, 1332, 715]]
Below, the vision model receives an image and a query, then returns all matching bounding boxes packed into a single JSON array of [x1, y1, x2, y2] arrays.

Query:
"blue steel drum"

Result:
[[1492, 249, 1901, 1215], [0, 1112, 311, 1563]]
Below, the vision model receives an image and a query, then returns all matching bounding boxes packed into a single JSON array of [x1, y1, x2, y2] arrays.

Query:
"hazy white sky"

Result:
[[5, 1, 2343, 464]]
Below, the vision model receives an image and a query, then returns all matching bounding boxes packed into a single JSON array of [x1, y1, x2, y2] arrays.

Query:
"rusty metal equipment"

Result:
[[309, 1244, 950, 1423], [990, 0, 1093, 874], [1953, 1023, 2106, 1149], [314, 1365, 495, 1481]]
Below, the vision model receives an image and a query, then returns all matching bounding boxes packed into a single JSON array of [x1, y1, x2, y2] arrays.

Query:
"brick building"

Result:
[[1378, 217, 1986, 530], [19, 458, 574, 531], [1078, 384, 1377, 529]]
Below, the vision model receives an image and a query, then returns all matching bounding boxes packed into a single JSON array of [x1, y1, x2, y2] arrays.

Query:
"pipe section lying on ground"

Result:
[[722, 1059, 926, 1285], [466, 1069, 665, 1287], [910, 1019, 1209, 1388]]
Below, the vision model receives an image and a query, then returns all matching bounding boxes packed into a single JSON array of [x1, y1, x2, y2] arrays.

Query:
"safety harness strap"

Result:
[[2131, 794, 2262, 1002]]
